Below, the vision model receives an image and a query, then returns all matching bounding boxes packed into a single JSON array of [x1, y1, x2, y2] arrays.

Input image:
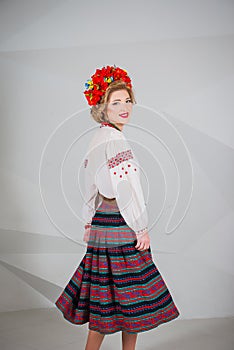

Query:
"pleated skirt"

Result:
[[55, 199, 180, 334]]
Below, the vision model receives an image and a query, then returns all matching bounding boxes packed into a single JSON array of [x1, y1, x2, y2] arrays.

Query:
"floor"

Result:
[[0, 308, 233, 350]]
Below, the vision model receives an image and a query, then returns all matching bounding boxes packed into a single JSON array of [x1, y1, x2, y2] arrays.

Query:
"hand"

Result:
[[135, 231, 150, 251], [83, 226, 91, 243]]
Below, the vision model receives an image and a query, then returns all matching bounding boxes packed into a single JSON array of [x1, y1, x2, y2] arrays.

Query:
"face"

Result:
[[106, 89, 133, 131]]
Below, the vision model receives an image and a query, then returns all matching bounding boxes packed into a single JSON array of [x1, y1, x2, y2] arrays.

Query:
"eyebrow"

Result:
[[111, 97, 131, 102]]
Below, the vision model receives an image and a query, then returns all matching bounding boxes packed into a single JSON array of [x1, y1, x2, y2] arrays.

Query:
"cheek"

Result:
[[108, 106, 118, 115], [106, 106, 111, 116], [126, 104, 133, 113]]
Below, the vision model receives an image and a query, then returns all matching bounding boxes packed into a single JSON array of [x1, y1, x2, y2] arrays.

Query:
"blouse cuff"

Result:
[[135, 226, 148, 238]]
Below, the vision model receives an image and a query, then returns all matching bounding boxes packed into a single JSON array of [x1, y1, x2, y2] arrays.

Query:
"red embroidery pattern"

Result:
[[107, 149, 134, 169], [111, 163, 137, 178], [84, 158, 88, 168], [100, 122, 118, 130]]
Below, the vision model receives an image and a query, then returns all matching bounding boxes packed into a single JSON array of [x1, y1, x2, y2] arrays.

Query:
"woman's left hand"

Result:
[[83, 226, 91, 243]]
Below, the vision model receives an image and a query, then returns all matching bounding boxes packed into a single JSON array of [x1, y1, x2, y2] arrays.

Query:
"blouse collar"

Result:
[[100, 121, 122, 132]]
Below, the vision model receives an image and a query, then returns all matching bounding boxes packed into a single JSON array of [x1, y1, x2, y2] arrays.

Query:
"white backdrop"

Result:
[[0, 0, 233, 319]]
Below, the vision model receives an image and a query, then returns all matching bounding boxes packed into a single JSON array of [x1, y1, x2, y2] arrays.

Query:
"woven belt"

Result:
[[103, 197, 116, 201], [101, 195, 116, 201]]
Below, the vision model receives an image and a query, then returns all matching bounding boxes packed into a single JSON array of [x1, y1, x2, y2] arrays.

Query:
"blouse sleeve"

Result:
[[81, 153, 102, 226], [105, 131, 148, 237], [81, 161, 98, 225]]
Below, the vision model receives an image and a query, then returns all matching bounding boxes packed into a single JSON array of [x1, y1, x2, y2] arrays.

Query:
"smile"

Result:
[[119, 113, 128, 118]]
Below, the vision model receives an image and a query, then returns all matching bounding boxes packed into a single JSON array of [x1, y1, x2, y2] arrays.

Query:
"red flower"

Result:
[[84, 65, 132, 106]]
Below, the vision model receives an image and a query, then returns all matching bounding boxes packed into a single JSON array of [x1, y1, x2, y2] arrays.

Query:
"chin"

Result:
[[119, 117, 130, 123], [117, 120, 128, 126]]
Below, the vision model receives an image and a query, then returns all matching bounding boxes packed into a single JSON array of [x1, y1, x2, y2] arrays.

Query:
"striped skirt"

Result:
[[55, 199, 180, 334]]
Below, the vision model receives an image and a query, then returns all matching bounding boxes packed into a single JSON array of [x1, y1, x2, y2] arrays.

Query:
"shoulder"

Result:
[[105, 130, 134, 162], [106, 129, 129, 147], [96, 127, 127, 149], [94, 125, 121, 139], [105, 128, 128, 144], [89, 125, 113, 147]]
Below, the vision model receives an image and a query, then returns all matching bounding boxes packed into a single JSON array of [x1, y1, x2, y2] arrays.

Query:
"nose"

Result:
[[119, 102, 129, 111]]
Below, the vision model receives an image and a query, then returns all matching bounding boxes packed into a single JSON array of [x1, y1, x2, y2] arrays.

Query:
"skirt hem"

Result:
[[55, 299, 180, 334]]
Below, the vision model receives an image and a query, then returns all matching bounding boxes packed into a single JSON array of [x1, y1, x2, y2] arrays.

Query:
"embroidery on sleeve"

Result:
[[84, 158, 89, 168], [107, 149, 134, 169]]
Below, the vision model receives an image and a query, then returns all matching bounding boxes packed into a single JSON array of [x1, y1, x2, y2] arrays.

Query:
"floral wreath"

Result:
[[83, 65, 132, 106]]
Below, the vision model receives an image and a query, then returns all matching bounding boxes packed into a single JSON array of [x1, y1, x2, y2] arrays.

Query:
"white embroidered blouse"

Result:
[[82, 122, 148, 237]]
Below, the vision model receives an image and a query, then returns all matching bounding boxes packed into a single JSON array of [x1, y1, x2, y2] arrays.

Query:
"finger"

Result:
[[135, 240, 144, 250], [83, 232, 89, 242], [136, 242, 145, 251], [142, 244, 147, 251], [138, 247, 145, 251], [135, 240, 141, 249]]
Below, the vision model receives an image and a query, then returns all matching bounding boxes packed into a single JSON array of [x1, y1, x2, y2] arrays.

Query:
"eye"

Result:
[[111, 99, 132, 106]]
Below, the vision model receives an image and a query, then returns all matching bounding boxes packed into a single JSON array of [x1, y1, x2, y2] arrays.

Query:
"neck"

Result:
[[113, 122, 123, 131]]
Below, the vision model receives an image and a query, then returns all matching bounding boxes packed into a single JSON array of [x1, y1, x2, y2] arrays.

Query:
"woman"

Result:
[[55, 65, 180, 350]]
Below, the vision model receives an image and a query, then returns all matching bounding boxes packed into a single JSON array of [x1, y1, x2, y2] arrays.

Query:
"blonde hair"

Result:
[[90, 80, 137, 123]]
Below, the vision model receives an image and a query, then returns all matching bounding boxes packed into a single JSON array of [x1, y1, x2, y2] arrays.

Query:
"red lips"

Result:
[[119, 113, 128, 118]]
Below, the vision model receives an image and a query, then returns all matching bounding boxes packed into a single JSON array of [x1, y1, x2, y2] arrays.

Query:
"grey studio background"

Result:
[[0, 0, 234, 347]]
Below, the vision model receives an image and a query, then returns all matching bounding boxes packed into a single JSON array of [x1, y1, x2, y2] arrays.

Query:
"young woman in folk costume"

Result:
[[55, 65, 180, 350]]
